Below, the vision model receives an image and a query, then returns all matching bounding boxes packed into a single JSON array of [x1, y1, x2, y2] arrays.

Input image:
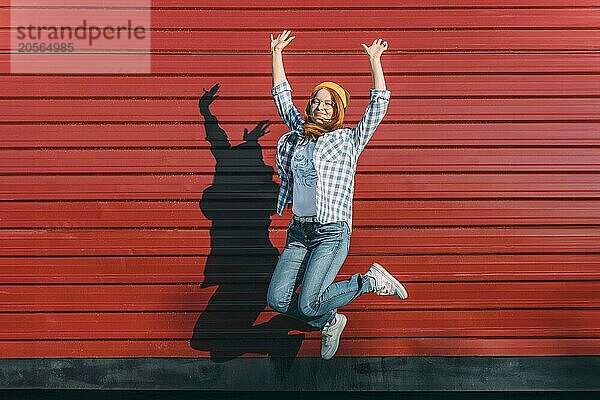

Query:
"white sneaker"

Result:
[[320, 313, 347, 360], [365, 262, 408, 299]]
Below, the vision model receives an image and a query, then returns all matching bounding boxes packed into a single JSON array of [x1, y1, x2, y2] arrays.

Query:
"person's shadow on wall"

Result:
[[190, 84, 311, 363]]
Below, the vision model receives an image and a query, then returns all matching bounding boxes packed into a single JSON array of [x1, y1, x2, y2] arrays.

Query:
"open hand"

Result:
[[270, 30, 295, 53], [198, 83, 220, 113], [361, 38, 388, 59], [244, 120, 270, 142]]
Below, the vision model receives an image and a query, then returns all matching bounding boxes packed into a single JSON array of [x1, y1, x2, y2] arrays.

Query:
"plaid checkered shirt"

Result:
[[272, 80, 391, 234]]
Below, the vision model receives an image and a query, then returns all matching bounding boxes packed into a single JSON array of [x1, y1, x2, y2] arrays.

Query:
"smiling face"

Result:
[[309, 88, 335, 124]]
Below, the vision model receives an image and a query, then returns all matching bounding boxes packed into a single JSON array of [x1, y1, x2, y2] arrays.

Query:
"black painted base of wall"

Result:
[[0, 391, 598, 400], [1, 357, 599, 391]]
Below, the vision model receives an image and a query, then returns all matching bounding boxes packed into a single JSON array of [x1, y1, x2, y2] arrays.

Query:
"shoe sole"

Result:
[[371, 262, 409, 299], [321, 313, 347, 360]]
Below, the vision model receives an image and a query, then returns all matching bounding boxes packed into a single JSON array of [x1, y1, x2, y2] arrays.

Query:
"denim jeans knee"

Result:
[[267, 279, 291, 314], [297, 296, 320, 318]]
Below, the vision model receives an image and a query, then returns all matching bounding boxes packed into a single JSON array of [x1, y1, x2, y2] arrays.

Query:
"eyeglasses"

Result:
[[310, 98, 335, 109]]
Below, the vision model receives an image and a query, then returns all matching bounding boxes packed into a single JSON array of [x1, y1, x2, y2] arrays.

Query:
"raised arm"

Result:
[[352, 39, 391, 155], [271, 30, 294, 86], [270, 30, 304, 132], [361, 39, 388, 90]]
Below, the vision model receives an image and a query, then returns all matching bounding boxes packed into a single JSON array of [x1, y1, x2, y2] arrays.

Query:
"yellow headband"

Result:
[[312, 81, 350, 109]]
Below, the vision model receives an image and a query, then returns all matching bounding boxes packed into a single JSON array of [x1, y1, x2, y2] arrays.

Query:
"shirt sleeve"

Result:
[[272, 80, 305, 132], [351, 88, 391, 156]]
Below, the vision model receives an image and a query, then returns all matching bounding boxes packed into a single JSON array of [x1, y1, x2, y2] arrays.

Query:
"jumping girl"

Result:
[[266, 30, 408, 360]]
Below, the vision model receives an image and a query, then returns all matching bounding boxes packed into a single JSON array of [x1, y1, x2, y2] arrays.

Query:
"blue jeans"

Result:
[[267, 218, 373, 330]]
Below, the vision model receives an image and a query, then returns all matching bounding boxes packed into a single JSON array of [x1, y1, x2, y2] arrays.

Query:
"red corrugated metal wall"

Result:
[[1, 0, 599, 358]]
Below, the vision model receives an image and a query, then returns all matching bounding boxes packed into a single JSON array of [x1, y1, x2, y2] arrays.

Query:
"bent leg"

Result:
[[266, 222, 312, 323], [298, 222, 373, 328]]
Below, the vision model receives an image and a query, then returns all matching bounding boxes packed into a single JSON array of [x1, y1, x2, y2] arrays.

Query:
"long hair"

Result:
[[302, 87, 345, 142]]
